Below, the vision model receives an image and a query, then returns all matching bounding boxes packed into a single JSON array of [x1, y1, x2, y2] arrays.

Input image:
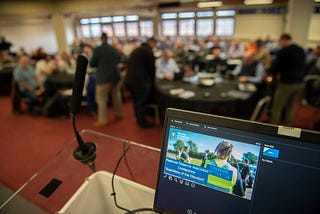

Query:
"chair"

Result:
[[250, 96, 272, 121], [302, 75, 320, 128], [11, 80, 31, 114], [146, 104, 160, 125]]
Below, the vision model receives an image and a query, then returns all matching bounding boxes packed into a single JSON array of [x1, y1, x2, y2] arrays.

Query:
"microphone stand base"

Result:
[[73, 142, 97, 173]]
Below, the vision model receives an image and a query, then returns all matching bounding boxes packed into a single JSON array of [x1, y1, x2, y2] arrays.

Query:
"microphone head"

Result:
[[70, 54, 88, 114]]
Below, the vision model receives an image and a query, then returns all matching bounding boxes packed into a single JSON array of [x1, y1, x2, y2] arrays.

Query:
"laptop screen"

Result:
[[154, 108, 320, 214]]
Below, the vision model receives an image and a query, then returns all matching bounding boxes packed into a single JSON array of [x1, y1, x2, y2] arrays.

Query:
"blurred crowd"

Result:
[[1, 33, 319, 128]]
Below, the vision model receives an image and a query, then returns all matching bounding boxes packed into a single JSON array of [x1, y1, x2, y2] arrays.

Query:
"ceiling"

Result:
[[0, 0, 290, 21]]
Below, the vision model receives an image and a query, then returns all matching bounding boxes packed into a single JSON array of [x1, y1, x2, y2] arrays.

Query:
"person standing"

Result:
[[125, 37, 157, 128], [204, 141, 239, 195], [240, 159, 250, 193], [90, 33, 122, 126], [270, 34, 306, 126], [0, 36, 12, 53], [180, 146, 191, 163]]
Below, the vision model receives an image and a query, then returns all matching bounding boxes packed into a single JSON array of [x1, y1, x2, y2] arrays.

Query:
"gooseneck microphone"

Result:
[[70, 54, 97, 173]]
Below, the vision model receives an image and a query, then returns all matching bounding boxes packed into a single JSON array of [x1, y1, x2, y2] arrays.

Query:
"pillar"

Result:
[[284, 0, 314, 47], [51, 11, 68, 55]]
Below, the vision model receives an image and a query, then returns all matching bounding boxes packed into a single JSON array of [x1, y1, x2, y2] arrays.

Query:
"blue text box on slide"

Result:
[[164, 158, 208, 185]]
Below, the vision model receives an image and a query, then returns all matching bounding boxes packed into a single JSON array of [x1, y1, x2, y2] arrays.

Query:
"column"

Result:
[[284, 0, 314, 47], [51, 11, 68, 55]]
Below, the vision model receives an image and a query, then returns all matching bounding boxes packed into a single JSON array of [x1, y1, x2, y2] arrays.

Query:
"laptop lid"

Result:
[[154, 108, 320, 214]]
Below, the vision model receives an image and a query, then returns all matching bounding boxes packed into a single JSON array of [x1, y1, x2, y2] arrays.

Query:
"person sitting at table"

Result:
[[228, 40, 245, 59], [206, 46, 228, 75], [13, 56, 45, 114], [232, 52, 264, 84], [173, 40, 187, 65], [246, 39, 257, 54], [156, 49, 181, 81], [0, 50, 15, 68], [254, 39, 271, 72], [59, 51, 76, 75], [35, 54, 57, 83]]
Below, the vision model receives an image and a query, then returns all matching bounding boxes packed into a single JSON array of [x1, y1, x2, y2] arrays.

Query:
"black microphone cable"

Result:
[[123, 143, 136, 182], [110, 142, 156, 214], [110, 142, 131, 213]]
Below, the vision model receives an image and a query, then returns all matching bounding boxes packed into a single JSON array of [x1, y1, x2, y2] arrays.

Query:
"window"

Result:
[[215, 18, 234, 36], [178, 12, 195, 18], [102, 24, 113, 37], [79, 14, 154, 38], [126, 22, 139, 37], [80, 18, 90, 25], [81, 25, 91, 38], [179, 19, 195, 36], [160, 9, 234, 37], [161, 12, 177, 19], [113, 22, 126, 37], [140, 21, 154, 37], [126, 15, 139, 21], [113, 16, 125, 22], [162, 20, 177, 36], [90, 18, 101, 24], [101, 17, 112, 23], [216, 10, 236, 17], [196, 19, 214, 36], [196, 11, 214, 17], [238, 7, 284, 14], [90, 24, 101, 37]]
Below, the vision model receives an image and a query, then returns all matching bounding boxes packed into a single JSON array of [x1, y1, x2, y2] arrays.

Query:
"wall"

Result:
[[0, 17, 75, 54], [234, 14, 284, 40], [0, 19, 58, 54]]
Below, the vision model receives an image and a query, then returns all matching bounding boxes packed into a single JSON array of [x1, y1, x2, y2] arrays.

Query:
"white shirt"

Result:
[[156, 57, 180, 80], [35, 60, 49, 83]]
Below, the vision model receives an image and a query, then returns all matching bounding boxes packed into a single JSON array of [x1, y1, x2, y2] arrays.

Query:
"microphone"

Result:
[[70, 54, 88, 114], [70, 54, 97, 172]]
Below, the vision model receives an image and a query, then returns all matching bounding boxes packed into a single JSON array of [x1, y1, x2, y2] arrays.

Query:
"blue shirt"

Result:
[[14, 65, 38, 92]]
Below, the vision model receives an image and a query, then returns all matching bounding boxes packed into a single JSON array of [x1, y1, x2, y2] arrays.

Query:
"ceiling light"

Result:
[[315, 0, 320, 2], [197, 1, 223, 8], [244, 0, 273, 5]]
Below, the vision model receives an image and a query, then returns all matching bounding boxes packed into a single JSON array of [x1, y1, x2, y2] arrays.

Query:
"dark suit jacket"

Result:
[[125, 43, 155, 89], [90, 42, 120, 84]]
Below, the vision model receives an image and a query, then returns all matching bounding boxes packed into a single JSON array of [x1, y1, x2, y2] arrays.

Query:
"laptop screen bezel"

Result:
[[153, 108, 320, 213]]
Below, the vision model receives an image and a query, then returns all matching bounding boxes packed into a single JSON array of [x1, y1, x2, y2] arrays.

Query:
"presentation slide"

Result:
[[164, 128, 261, 200]]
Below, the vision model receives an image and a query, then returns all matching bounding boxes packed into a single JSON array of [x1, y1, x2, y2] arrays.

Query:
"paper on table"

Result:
[[238, 83, 257, 92], [178, 91, 195, 99], [169, 88, 185, 95]]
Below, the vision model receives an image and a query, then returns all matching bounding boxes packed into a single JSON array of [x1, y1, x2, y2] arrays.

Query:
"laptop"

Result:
[[154, 108, 320, 214]]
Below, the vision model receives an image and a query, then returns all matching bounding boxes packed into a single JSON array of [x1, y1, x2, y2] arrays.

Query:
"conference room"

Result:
[[0, 0, 319, 213]]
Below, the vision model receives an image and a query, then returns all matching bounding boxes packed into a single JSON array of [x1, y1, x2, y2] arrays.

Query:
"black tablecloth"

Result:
[[43, 72, 73, 117], [155, 79, 256, 115], [0, 67, 14, 95], [46, 72, 74, 90]]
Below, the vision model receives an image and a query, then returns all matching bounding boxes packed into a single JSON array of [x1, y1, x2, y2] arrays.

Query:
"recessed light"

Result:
[[197, 1, 223, 8], [244, 0, 273, 5]]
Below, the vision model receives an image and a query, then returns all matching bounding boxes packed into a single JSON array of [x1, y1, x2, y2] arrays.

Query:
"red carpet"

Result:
[[0, 96, 163, 193]]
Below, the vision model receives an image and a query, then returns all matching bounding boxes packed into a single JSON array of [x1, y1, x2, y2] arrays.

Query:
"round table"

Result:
[[155, 77, 256, 116]]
